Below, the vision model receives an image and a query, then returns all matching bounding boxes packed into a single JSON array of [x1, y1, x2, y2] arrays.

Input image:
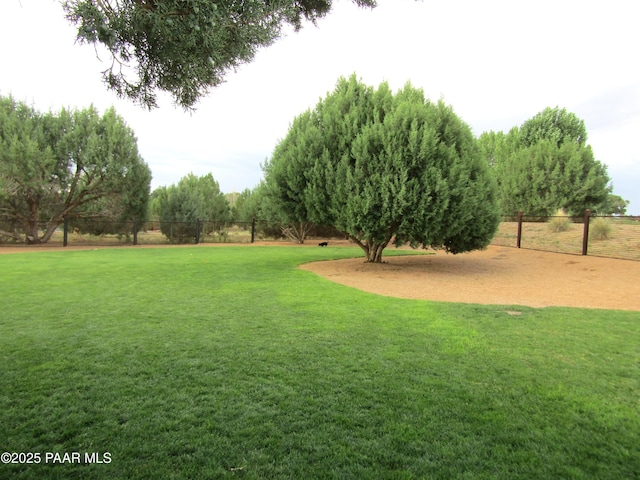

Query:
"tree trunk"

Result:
[[41, 222, 62, 244], [351, 235, 391, 263], [365, 244, 384, 263], [281, 222, 313, 244], [25, 221, 41, 244]]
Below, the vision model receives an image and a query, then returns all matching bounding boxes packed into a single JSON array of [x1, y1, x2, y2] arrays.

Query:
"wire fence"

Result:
[[3, 212, 640, 261], [491, 212, 640, 261], [0, 220, 256, 247], [0, 219, 344, 248]]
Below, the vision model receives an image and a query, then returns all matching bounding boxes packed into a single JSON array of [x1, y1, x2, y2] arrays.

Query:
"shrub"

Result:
[[548, 209, 571, 232], [590, 217, 612, 240]]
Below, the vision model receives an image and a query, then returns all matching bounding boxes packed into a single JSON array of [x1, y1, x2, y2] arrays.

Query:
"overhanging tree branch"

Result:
[[62, 0, 377, 109]]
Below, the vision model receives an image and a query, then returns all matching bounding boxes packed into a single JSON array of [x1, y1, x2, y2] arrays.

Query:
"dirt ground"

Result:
[[2, 243, 639, 311], [300, 245, 640, 311]]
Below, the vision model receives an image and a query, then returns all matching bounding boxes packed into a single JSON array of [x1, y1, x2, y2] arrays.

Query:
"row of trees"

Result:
[[147, 172, 344, 244], [233, 79, 628, 262], [152, 80, 628, 262], [0, 95, 151, 244], [1, 83, 628, 255]]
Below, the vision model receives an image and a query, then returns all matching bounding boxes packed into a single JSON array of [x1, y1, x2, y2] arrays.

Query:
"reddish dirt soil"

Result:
[[2, 243, 638, 311], [300, 245, 640, 311]]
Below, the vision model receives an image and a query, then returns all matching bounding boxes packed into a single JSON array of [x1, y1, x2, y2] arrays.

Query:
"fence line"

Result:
[[3, 213, 639, 261], [490, 211, 640, 261], [63, 219, 262, 246], [0, 219, 262, 247], [0, 218, 346, 248]]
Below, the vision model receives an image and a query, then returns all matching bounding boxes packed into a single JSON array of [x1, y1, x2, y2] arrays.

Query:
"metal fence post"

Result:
[[517, 211, 523, 248], [195, 219, 200, 244], [251, 218, 256, 243], [582, 209, 591, 256], [63, 217, 68, 247], [133, 221, 138, 246]]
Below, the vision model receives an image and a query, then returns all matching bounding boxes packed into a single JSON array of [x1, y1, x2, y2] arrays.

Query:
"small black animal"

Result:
[[318, 242, 328, 247]]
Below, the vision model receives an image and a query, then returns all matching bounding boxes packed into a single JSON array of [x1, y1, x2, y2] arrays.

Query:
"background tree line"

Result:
[[2, 90, 629, 248]]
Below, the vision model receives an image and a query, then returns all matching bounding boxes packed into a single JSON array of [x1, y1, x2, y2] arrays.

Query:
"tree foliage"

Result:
[[0, 95, 151, 243], [519, 106, 587, 148], [231, 186, 266, 223], [152, 172, 230, 243], [479, 107, 619, 217], [260, 110, 321, 243], [63, 0, 376, 109], [595, 193, 628, 216], [498, 140, 610, 217], [263, 75, 500, 262]]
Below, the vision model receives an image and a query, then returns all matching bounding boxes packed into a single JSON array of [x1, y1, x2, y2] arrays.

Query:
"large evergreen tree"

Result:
[[0, 95, 151, 243], [263, 75, 500, 262]]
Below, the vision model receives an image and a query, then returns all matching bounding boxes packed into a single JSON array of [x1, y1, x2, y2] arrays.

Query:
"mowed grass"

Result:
[[1, 246, 638, 479]]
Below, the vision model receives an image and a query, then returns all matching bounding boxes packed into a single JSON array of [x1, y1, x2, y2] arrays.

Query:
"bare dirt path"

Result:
[[299, 245, 640, 311]]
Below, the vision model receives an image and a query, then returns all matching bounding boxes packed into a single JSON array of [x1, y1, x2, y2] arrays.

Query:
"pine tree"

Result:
[[0, 95, 151, 243], [263, 75, 500, 262]]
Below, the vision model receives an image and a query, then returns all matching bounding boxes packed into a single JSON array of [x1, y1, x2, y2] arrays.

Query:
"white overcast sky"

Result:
[[1, 0, 639, 214]]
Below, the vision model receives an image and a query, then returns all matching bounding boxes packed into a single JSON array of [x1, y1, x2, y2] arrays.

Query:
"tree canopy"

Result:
[[152, 172, 230, 243], [263, 75, 500, 262], [519, 106, 588, 148], [230, 188, 258, 223], [0, 95, 151, 243], [63, 0, 376, 109], [497, 139, 610, 217], [595, 193, 629, 216], [478, 106, 622, 216]]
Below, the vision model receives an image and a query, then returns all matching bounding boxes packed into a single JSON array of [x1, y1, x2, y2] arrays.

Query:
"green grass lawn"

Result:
[[1, 246, 638, 479]]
